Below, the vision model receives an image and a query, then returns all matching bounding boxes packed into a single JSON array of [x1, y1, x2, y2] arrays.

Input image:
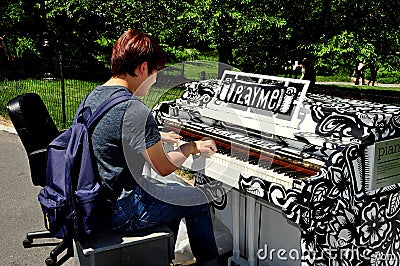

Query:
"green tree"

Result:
[[1, 1, 45, 58], [179, 0, 294, 73], [2, 0, 400, 78]]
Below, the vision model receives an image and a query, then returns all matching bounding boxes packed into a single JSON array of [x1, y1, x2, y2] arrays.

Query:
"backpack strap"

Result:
[[81, 91, 133, 129], [73, 93, 92, 125]]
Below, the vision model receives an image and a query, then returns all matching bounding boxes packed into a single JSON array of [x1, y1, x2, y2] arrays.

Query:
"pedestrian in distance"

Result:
[[0, 35, 10, 61], [367, 63, 378, 86], [300, 57, 316, 88], [354, 62, 366, 85]]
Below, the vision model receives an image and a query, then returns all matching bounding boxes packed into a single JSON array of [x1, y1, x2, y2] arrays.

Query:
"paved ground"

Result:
[[0, 129, 74, 266], [315, 81, 400, 88]]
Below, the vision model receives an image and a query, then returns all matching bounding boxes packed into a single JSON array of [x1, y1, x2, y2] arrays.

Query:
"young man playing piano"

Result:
[[80, 29, 219, 266]]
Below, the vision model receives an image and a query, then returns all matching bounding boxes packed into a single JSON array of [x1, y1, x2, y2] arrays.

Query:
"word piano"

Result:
[[152, 70, 400, 266]]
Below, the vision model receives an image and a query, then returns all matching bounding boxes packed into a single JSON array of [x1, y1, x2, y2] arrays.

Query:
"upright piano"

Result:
[[151, 70, 400, 266]]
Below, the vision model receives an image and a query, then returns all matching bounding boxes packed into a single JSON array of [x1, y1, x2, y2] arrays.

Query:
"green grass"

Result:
[[316, 75, 352, 83], [0, 79, 97, 128], [326, 83, 400, 91], [163, 61, 221, 80]]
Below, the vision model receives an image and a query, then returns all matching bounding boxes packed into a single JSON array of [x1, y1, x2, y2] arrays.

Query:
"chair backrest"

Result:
[[7, 93, 59, 186]]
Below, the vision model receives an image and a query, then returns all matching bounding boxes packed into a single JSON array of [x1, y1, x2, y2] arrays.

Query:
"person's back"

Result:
[[368, 64, 378, 86], [300, 58, 316, 87], [0, 37, 6, 62]]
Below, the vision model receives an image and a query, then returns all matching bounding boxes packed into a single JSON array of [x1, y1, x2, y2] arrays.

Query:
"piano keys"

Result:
[[151, 70, 400, 266]]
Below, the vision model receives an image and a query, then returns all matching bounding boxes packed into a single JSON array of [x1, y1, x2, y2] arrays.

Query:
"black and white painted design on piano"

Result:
[[236, 92, 400, 265], [305, 93, 400, 141], [238, 144, 400, 265], [289, 144, 400, 265], [238, 174, 300, 209], [152, 71, 400, 265], [193, 171, 228, 210], [181, 80, 217, 106]]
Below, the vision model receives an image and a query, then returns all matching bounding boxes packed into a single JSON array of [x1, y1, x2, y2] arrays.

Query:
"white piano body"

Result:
[[150, 70, 400, 266]]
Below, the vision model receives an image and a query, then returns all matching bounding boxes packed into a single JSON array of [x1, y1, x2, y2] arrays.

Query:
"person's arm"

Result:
[[141, 139, 217, 176]]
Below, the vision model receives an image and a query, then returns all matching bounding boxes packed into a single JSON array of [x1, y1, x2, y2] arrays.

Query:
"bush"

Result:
[[163, 46, 201, 63], [377, 70, 400, 84]]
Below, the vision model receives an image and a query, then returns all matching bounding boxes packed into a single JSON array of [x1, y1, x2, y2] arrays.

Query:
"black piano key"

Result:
[[289, 171, 309, 179], [292, 173, 309, 179], [284, 169, 296, 176], [269, 164, 281, 169], [273, 166, 286, 173], [248, 157, 258, 165]]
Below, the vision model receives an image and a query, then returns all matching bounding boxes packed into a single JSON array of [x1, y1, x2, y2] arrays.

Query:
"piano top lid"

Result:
[[300, 93, 400, 143]]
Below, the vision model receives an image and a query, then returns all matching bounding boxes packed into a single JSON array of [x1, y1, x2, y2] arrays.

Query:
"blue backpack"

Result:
[[38, 91, 132, 239]]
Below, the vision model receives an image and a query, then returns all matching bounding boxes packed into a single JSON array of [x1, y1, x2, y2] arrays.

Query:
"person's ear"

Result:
[[133, 62, 148, 77], [139, 62, 148, 75]]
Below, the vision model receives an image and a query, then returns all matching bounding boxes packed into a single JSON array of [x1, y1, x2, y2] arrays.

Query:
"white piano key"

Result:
[[180, 152, 297, 190]]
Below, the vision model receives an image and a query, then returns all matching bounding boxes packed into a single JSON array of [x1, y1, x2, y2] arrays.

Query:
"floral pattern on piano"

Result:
[[237, 137, 400, 264], [181, 80, 217, 106], [288, 143, 400, 266], [306, 94, 400, 141], [281, 94, 400, 265]]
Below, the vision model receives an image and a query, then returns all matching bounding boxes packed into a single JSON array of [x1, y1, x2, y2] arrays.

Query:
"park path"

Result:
[[315, 81, 400, 88], [0, 130, 74, 266]]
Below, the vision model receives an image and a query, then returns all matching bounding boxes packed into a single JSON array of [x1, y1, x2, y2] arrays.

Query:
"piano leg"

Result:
[[230, 189, 241, 263], [228, 189, 251, 266], [247, 195, 256, 266], [228, 190, 257, 266]]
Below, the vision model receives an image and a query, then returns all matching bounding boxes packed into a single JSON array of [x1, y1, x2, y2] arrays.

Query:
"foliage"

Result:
[[378, 70, 400, 84], [163, 46, 201, 63], [13, 37, 40, 58], [305, 31, 377, 75], [1, 1, 45, 58], [1, 0, 400, 78]]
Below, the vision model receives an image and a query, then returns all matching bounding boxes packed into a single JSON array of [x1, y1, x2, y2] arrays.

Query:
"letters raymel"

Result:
[[218, 79, 297, 115]]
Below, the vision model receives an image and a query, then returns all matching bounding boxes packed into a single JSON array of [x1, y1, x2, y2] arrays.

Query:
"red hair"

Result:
[[111, 29, 166, 76]]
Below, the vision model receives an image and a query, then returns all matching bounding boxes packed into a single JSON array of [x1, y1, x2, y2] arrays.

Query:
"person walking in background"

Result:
[[368, 63, 378, 86], [354, 62, 366, 85], [0, 35, 10, 61], [300, 57, 316, 88]]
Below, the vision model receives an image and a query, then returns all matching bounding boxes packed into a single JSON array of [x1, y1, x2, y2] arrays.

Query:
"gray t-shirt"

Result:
[[84, 85, 161, 199]]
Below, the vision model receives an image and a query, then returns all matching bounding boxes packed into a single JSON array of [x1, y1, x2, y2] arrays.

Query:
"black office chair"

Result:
[[7, 93, 73, 266]]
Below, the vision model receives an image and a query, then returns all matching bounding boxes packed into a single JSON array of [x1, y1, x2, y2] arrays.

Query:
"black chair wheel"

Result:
[[45, 257, 56, 266], [22, 238, 32, 248]]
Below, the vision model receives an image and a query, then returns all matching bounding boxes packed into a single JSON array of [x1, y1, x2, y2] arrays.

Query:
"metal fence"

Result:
[[0, 56, 108, 129], [0, 57, 218, 129]]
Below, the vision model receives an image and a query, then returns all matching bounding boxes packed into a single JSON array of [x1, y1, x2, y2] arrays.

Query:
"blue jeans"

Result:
[[107, 184, 219, 263]]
